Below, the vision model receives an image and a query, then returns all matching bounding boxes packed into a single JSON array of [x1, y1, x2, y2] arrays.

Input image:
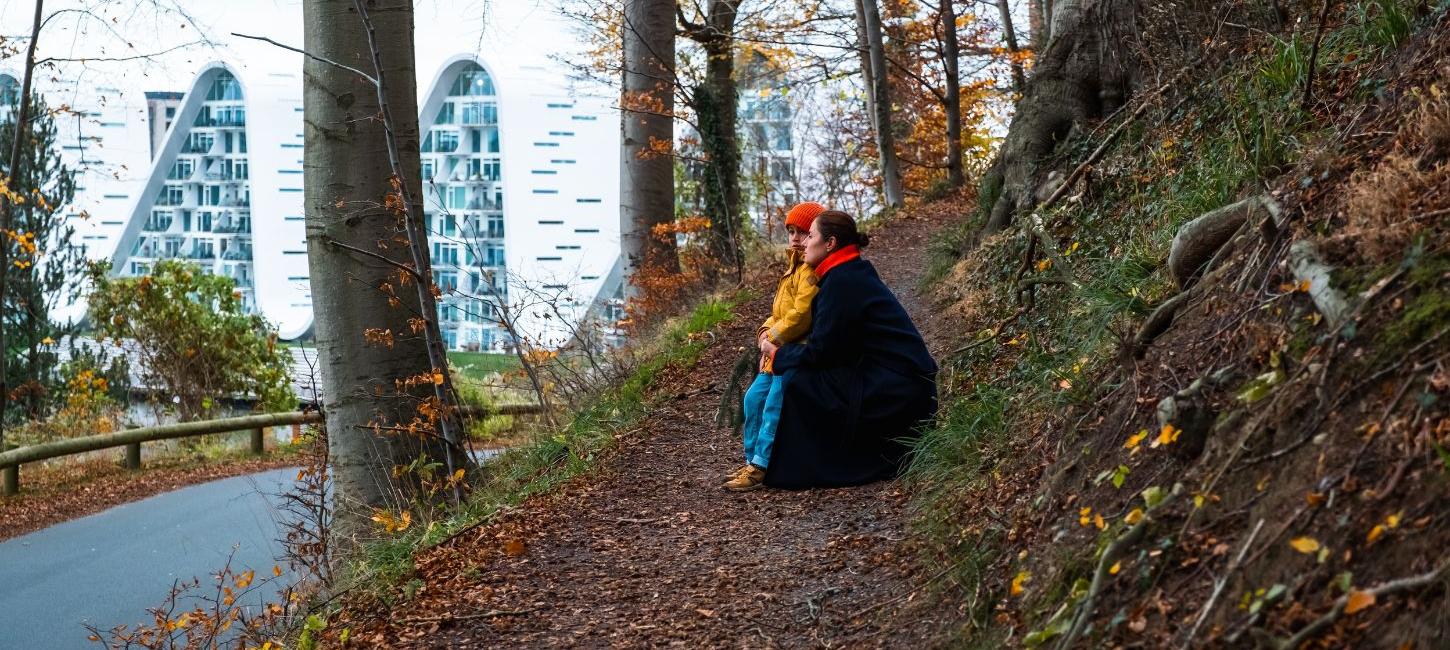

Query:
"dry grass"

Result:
[[1340, 89, 1450, 259]]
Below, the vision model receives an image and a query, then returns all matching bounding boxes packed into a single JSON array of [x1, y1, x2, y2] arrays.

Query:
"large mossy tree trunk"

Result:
[[303, 0, 462, 549], [683, 0, 745, 278], [981, 0, 1140, 233], [620, 0, 679, 288]]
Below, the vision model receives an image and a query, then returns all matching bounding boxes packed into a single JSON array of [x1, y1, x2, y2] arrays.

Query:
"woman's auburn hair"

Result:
[[815, 210, 870, 249]]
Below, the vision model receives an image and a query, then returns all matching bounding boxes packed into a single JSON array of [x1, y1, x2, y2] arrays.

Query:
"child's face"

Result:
[[786, 225, 808, 251]]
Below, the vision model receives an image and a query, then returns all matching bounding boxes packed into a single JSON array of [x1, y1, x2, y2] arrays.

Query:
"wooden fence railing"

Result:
[[0, 404, 541, 495]]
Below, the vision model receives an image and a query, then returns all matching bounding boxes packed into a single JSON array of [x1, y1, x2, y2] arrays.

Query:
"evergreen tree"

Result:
[[1, 95, 82, 425]]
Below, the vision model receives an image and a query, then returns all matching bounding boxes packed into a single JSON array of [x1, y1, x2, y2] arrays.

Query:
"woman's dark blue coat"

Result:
[[764, 257, 937, 489]]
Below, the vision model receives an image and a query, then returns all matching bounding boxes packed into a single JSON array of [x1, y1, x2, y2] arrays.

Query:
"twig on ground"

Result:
[[1055, 486, 1182, 650], [1255, 561, 1450, 649], [1181, 518, 1264, 648]]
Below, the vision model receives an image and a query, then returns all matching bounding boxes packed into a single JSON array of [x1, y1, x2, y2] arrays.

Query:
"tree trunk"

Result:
[[0, 0, 44, 437], [859, 0, 904, 209], [303, 0, 464, 548], [941, 0, 965, 188], [997, 0, 1028, 92], [620, 0, 679, 290], [853, 0, 880, 137], [981, 0, 1138, 233], [1029, 0, 1046, 49], [684, 0, 745, 277]]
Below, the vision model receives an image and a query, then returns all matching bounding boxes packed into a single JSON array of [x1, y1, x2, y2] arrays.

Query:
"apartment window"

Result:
[[443, 214, 457, 237], [435, 102, 455, 125], [486, 214, 504, 239], [206, 72, 243, 101], [536, 256, 562, 261], [197, 211, 213, 231], [235, 159, 249, 180], [239, 132, 247, 153], [187, 132, 213, 153], [556, 245, 580, 250], [575, 228, 599, 233], [169, 159, 193, 180], [421, 159, 435, 180], [470, 130, 481, 154], [130, 261, 150, 275], [773, 127, 792, 151], [448, 186, 467, 210], [484, 244, 505, 267], [433, 271, 459, 292], [432, 243, 460, 266], [487, 128, 500, 153], [435, 130, 459, 153], [449, 66, 495, 96], [201, 186, 221, 207], [159, 184, 185, 206]]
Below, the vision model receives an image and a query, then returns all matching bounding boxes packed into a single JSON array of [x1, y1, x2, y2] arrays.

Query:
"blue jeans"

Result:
[[741, 371, 791, 468]]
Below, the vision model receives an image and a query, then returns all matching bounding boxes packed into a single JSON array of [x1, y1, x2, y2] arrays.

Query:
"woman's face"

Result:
[[803, 219, 834, 267]]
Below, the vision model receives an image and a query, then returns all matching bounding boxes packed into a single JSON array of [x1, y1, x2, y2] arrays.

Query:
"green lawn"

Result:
[[448, 350, 519, 382]]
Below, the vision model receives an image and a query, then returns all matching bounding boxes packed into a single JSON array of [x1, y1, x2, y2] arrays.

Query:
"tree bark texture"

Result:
[[853, 0, 880, 138], [1030, 0, 1046, 49], [620, 0, 679, 287], [303, 0, 462, 547], [683, 1, 745, 277], [0, 0, 44, 436], [859, 0, 904, 208], [981, 0, 1140, 233], [997, 0, 1028, 92], [941, 0, 965, 188]]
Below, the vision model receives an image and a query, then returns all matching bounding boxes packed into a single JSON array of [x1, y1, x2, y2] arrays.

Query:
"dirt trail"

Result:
[[345, 209, 959, 648]]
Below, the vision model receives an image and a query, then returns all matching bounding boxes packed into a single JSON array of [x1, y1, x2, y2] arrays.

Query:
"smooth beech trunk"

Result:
[[859, 0, 904, 208], [303, 0, 460, 547]]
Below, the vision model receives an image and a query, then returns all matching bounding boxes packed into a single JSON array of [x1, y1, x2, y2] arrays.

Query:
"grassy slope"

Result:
[[910, 4, 1449, 648]]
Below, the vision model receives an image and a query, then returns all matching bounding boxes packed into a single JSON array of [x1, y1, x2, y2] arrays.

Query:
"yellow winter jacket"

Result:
[[759, 247, 818, 347]]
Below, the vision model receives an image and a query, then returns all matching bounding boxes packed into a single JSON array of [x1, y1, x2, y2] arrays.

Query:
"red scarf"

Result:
[[813, 245, 860, 278]]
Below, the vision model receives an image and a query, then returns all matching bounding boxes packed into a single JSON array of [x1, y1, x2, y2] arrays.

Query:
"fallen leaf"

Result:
[[1344, 589, 1376, 615], [1011, 571, 1031, 596], [1124, 508, 1144, 525], [1109, 561, 1121, 575], [1289, 537, 1321, 554], [1367, 524, 1385, 544], [503, 539, 526, 557]]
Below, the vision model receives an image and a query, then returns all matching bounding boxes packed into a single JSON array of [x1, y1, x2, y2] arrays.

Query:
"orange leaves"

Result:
[[1150, 424, 1181, 448], [363, 327, 396, 348], [1344, 589, 1376, 615], [503, 538, 527, 557], [1366, 512, 1402, 545], [1078, 507, 1105, 530], [1010, 570, 1030, 596], [371, 508, 412, 533], [1124, 430, 1148, 452]]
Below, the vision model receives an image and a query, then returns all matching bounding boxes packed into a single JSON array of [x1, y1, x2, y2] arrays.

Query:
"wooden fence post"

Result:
[[3, 466, 17, 496], [125, 442, 141, 470], [251, 428, 265, 456]]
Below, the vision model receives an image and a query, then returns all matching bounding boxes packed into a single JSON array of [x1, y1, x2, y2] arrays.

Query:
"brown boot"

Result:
[[723, 465, 766, 491], [722, 464, 754, 483]]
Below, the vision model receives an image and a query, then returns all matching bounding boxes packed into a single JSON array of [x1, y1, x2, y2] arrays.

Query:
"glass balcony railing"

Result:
[[212, 222, 251, 234], [185, 249, 216, 260], [142, 220, 172, 232], [222, 248, 252, 261]]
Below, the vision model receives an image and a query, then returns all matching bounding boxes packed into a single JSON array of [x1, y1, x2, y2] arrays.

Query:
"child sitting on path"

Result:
[[723, 201, 826, 491]]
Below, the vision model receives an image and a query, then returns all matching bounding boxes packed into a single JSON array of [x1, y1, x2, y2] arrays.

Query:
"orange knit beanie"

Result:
[[784, 201, 826, 232]]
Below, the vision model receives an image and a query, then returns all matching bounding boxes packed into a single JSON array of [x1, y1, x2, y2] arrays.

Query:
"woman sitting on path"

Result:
[[759, 211, 938, 489]]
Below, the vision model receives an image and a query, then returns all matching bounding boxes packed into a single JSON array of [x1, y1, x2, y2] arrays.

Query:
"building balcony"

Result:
[[221, 249, 252, 261], [180, 142, 214, 155], [465, 198, 501, 211], [212, 222, 250, 234], [193, 117, 246, 128], [141, 220, 173, 233]]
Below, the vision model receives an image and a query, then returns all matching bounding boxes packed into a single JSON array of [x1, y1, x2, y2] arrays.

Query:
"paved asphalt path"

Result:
[[0, 468, 299, 649]]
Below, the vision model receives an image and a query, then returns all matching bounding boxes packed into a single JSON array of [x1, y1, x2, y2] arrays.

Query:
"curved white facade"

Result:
[[109, 62, 312, 339]]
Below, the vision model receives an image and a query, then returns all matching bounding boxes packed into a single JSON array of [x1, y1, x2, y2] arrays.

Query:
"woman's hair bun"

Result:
[[857, 232, 871, 249]]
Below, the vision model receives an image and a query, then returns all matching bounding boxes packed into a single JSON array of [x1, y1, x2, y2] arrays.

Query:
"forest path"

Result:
[[349, 206, 960, 648]]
